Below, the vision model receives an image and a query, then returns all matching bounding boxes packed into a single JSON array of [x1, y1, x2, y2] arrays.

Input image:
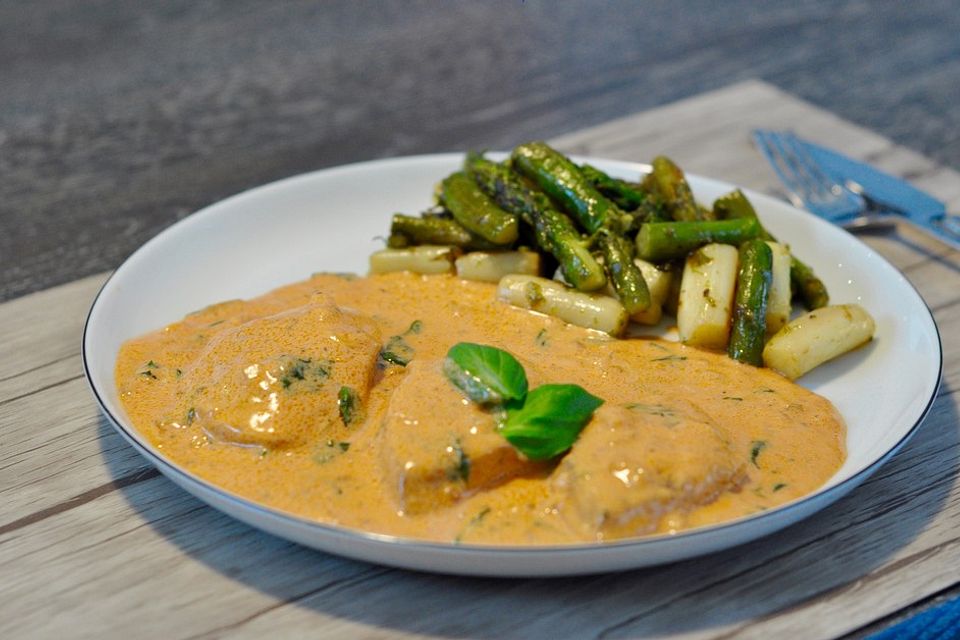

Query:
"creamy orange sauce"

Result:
[[116, 273, 845, 544]]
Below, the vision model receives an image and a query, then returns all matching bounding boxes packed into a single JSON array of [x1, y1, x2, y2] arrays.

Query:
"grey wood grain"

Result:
[[3, 82, 960, 639], [2, 0, 960, 302]]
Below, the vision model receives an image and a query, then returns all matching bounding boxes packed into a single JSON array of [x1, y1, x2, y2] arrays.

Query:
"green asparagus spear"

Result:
[[598, 230, 651, 313], [580, 163, 669, 227], [466, 154, 606, 291], [441, 172, 519, 245], [729, 239, 773, 366], [635, 217, 761, 262], [579, 164, 645, 210], [387, 233, 409, 248], [390, 214, 497, 250], [537, 209, 607, 291], [789, 259, 829, 310], [466, 153, 541, 226], [647, 156, 709, 222], [511, 142, 624, 234], [713, 189, 829, 309], [712, 189, 758, 221]]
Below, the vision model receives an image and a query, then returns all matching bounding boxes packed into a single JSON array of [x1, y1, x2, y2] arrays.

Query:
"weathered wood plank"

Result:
[[0, 387, 955, 639], [6, 2, 960, 303], [0, 274, 107, 381], [0, 378, 151, 526], [2, 81, 959, 639]]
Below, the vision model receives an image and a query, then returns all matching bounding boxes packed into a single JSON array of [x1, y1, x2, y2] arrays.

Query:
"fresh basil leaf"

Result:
[[444, 342, 528, 405], [500, 384, 603, 460]]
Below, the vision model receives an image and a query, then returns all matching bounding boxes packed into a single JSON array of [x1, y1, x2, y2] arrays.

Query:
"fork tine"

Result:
[[753, 129, 864, 221], [752, 130, 809, 210], [778, 132, 857, 211]]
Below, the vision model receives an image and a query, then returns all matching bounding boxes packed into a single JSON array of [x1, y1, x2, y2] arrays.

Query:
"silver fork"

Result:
[[753, 130, 960, 251], [752, 129, 894, 230]]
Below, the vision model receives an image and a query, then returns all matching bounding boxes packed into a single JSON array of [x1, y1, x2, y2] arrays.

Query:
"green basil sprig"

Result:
[[444, 342, 528, 405], [444, 342, 602, 460]]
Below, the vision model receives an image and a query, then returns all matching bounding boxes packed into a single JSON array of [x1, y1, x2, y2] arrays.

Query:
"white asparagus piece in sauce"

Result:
[[765, 241, 792, 334], [369, 245, 457, 275], [628, 258, 673, 325], [456, 250, 541, 283], [677, 243, 739, 349], [635, 258, 674, 305], [762, 303, 876, 379], [498, 274, 628, 336]]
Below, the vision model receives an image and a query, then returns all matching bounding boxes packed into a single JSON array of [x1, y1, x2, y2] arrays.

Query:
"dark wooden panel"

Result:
[[2, 0, 959, 301]]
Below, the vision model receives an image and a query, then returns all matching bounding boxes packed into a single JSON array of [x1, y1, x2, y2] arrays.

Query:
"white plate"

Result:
[[83, 154, 942, 576]]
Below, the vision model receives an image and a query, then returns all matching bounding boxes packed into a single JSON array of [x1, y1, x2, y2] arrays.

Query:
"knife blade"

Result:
[[798, 138, 960, 249]]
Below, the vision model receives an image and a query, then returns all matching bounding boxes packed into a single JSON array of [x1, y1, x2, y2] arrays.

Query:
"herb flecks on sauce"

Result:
[[454, 506, 491, 544], [138, 360, 160, 379], [313, 439, 351, 464], [114, 272, 847, 544], [750, 440, 768, 468], [338, 386, 360, 426], [379, 320, 423, 367], [447, 440, 471, 482], [280, 357, 331, 389], [535, 329, 549, 347]]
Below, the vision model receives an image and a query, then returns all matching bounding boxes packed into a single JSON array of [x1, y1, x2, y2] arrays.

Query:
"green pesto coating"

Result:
[[598, 231, 651, 313], [440, 172, 519, 245], [789, 259, 830, 310], [648, 156, 709, 221], [466, 154, 606, 291], [635, 217, 761, 262], [580, 163, 669, 228], [579, 164, 645, 210], [729, 239, 773, 366], [390, 214, 496, 250], [511, 142, 621, 234], [713, 189, 829, 309]]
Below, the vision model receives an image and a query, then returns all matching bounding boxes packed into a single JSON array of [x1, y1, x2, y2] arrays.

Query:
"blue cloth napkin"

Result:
[[868, 595, 960, 640]]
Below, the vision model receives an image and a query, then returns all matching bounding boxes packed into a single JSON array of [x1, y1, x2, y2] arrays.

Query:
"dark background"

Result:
[[3, 0, 959, 301]]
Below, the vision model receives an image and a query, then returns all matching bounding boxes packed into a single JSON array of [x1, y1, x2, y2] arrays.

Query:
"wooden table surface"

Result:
[[5, 0, 960, 304], [3, 81, 959, 639]]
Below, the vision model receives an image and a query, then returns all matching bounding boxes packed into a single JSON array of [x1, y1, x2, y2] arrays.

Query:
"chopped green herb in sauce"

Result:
[[454, 506, 491, 544], [338, 386, 360, 426], [138, 360, 160, 379], [313, 439, 351, 464], [651, 355, 687, 362], [750, 440, 768, 468], [379, 321, 422, 367], [280, 357, 331, 389], [447, 440, 471, 482], [535, 329, 549, 347], [773, 483, 788, 492], [626, 403, 675, 417]]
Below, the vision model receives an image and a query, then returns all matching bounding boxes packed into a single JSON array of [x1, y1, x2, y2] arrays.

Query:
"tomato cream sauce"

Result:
[[116, 272, 845, 544]]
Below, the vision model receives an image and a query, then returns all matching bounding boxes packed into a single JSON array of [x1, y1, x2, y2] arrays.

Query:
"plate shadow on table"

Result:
[[98, 387, 958, 638]]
